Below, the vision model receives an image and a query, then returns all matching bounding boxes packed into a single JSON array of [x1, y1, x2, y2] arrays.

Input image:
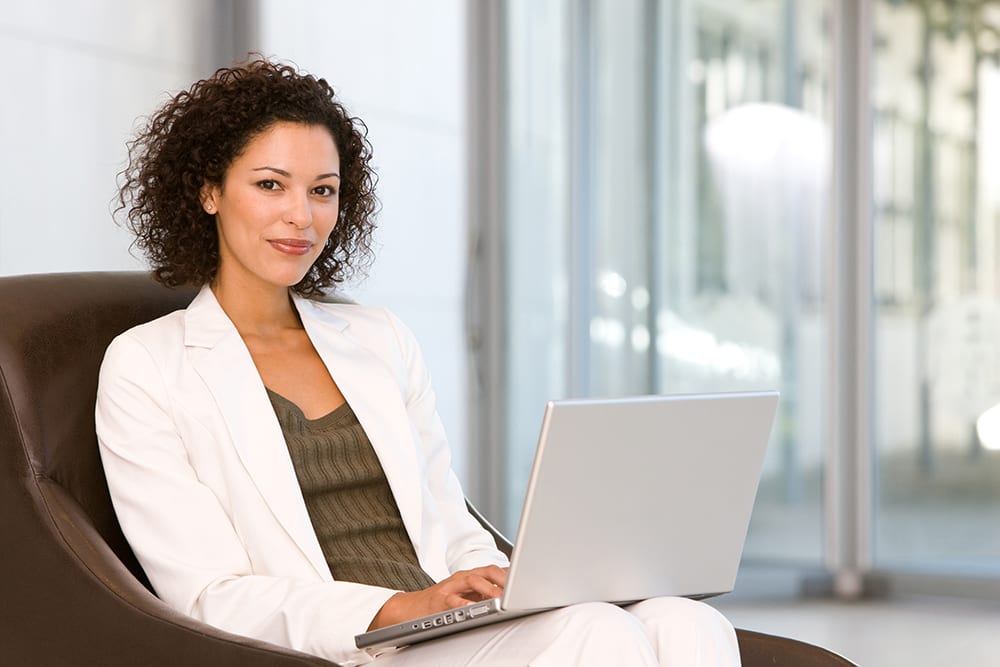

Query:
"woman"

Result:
[[97, 58, 740, 666]]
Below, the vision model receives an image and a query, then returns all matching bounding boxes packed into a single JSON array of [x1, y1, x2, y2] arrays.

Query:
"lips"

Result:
[[267, 238, 313, 256]]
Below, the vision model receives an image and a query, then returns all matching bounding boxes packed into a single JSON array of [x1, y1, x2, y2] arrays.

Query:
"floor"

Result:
[[711, 595, 1000, 666]]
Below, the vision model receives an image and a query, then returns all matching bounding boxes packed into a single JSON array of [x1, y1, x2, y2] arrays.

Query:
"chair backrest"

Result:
[[0, 271, 197, 589], [0, 271, 504, 585]]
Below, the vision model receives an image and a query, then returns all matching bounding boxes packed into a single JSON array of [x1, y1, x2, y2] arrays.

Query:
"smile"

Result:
[[267, 238, 313, 256]]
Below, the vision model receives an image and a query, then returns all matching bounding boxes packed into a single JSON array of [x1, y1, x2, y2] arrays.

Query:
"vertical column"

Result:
[[465, 0, 509, 527], [212, 0, 260, 65], [568, 0, 594, 397], [827, 0, 875, 598]]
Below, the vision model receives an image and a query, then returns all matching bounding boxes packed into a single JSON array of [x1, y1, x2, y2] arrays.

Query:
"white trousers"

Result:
[[370, 597, 740, 666]]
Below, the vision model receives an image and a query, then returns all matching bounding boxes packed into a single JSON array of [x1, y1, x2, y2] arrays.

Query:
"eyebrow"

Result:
[[252, 166, 341, 180]]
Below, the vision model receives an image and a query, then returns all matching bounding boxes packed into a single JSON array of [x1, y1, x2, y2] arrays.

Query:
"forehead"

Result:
[[235, 121, 340, 168]]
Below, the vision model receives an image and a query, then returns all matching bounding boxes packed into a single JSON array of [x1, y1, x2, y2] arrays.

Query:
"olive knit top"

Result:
[[266, 389, 435, 592]]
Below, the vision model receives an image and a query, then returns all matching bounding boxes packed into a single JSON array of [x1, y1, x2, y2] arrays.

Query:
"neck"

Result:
[[210, 275, 302, 337]]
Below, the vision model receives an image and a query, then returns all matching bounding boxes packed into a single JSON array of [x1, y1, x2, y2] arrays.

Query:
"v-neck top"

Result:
[[266, 389, 435, 593]]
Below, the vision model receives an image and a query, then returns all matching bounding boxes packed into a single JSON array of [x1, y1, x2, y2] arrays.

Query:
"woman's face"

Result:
[[203, 121, 341, 292]]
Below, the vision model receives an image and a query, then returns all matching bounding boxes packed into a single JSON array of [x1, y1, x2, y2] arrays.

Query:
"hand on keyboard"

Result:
[[367, 565, 508, 630]]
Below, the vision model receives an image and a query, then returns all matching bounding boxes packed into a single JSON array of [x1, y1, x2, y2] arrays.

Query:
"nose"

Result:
[[284, 192, 313, 229]]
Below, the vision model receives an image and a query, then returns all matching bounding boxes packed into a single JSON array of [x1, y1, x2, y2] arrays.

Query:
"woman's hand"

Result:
[[367, 565, 508, 630]]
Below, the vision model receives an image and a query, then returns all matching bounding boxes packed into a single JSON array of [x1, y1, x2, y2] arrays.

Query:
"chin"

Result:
[[268, 265, 313, 288], [277, 275, 308, 289]]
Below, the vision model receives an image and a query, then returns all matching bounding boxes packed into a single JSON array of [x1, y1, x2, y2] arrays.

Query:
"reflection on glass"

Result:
[[976, 402, 1000, 451], [873, 1, 1000, 575], [502, 0, 1000, 582], [503, 0, 832, 563], [873, 0, 1000, 573], [504, 0, 573, 529]]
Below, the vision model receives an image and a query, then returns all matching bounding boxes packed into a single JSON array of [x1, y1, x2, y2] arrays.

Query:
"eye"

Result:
[[256, 179, 280, 191], [313, 184, 337, 197]]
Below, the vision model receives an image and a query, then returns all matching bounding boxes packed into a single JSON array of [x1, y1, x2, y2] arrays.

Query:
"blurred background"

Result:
[[3, 1, 999, 662]]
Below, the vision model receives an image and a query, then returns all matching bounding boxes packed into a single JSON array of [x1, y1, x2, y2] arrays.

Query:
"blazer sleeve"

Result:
[[96, 332, 394, 666], [380, 310, 510, 572]]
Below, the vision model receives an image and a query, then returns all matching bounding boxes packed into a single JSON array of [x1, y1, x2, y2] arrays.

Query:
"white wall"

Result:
[[0, 1, 221, 276], [255, 0, 473, 482]]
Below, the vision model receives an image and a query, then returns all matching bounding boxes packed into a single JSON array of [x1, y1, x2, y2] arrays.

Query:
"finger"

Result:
[[445, 592, 476, 608], [481, 565, 508, 587], [461, 573, 504, 600], [432, 577, 483, 605], [434, 572, 491, 601], [460, 565, 507, 588]]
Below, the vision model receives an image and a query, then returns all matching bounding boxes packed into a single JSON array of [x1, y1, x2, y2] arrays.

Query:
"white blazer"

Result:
[[96, 286, 508, 666]]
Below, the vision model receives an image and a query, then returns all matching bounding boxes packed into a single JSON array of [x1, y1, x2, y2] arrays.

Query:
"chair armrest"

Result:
[[13, 478, 338, 666], [465, 498, 513, 558], [736, 628, 858, 666]]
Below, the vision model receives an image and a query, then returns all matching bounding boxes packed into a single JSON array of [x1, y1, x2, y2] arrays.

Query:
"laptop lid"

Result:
[[501, 390, 778, 610]]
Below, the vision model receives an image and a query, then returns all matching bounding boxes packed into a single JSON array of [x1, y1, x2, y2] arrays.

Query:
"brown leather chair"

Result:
[[0, 271, 856, 666]]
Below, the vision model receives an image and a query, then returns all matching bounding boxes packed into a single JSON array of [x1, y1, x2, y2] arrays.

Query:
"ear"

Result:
[[200, 183, 220, 214]]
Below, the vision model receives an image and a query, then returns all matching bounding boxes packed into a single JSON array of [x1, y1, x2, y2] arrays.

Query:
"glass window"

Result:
[[497, 0, 1000, 586], [872, 1, 1000, 574], [502, 0, 833, 568], [654, 0, 831, 566], [504, 0, 573, 527]]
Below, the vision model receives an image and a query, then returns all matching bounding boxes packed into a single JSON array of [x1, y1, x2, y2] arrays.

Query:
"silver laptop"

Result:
[[355, 390, 779, 651]]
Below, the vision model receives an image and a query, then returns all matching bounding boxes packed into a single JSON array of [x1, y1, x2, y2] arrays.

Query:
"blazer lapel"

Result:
[[183, 287, 332, 580], [294, 296, 425, 557]]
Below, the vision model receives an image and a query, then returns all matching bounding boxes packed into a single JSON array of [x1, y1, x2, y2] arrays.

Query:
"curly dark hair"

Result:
[[117, 57, 379, 296]]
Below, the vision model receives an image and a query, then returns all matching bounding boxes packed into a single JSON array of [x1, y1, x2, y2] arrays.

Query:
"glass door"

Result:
[[872, 0, 1000, 577], [488, 0, 1000, 592], [501, 0, 833, 571]]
